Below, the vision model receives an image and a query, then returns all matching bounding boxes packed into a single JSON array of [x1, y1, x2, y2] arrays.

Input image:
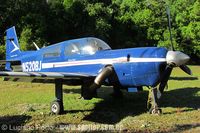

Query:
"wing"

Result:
[[0, 71, 95, 84]]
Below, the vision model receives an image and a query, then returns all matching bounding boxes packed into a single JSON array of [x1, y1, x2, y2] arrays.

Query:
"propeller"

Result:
[[158, 7, 192, 93], [166, 7, 174, 51], [159, 65, 173, 93], [180, 65, 192, 75]]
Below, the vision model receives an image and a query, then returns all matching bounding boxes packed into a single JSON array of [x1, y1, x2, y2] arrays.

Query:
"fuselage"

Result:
[[11, 37, 168, 87]]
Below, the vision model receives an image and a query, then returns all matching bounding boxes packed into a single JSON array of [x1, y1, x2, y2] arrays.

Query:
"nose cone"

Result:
[[166, 51, 190, 66]]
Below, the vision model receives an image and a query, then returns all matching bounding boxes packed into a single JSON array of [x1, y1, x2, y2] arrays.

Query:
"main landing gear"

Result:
[[147, 87, 162, 115], [111, 86, 123, 98], [50, 79, 163, 115], [50, 79, 64, 115]]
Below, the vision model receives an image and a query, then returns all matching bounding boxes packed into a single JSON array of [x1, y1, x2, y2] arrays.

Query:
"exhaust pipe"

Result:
[[82, 66, 114, 99]]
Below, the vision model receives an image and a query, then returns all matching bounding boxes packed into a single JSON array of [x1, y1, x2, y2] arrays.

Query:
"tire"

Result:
[[50, 100, 63, 115], [149, 108, 162, 115]]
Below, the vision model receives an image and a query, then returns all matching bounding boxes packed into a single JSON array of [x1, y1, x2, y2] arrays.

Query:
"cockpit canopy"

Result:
[[65, 38, 111, 56]]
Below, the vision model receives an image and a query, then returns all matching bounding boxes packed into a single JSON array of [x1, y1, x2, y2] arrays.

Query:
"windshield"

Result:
[[81, 38, 111, 55], [64, 38, 111, 56]]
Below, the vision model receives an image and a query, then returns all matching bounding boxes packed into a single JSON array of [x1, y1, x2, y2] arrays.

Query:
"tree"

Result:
[[0, 0, 199, 63]]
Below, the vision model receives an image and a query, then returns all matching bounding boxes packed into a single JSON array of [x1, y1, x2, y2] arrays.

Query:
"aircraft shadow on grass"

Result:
[[63, 87, 200, 124], [0, 115, 31, 132], [65, 87, 200, 124], [170, 76, 198, 81], [161, 87, 200, 110], [170, 123, 200, 132]]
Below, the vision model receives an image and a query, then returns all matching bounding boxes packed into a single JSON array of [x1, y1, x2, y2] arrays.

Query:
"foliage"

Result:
[[0, 0, 199, 63]]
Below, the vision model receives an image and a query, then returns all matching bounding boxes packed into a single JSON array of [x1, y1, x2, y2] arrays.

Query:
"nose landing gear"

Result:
[[147, 87, 162, 115]]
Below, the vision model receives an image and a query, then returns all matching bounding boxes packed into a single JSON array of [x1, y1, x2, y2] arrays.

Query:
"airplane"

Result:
[[0, 9, 192, 115]]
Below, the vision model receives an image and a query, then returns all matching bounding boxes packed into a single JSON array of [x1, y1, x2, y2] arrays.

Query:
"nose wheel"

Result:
[[149, 106, 162, 115]]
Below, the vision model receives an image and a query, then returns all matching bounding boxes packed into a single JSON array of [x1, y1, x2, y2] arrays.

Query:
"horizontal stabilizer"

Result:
[[0, 60, 22, 71]]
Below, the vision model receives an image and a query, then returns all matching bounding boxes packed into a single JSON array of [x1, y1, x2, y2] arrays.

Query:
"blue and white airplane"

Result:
[[0, 26, 191, 115]]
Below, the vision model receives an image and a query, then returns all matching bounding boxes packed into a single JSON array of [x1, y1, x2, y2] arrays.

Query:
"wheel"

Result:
[[50, 100, 63, 115], [149, 108, 162, 115]]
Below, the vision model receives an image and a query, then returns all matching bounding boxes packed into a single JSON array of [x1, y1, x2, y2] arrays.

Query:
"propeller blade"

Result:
[[180, 65, 192, 75], [166, 7, 174, 51], [159, 65, 173, 93]]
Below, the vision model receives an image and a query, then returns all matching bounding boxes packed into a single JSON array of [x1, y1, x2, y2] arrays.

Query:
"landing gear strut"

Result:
[[111, 86, 123, 98], [147, 87, 162, 115], [51, 79, 64, 115]]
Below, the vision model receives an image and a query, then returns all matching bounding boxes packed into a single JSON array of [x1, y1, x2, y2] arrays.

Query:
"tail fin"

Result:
[[5, 26, 21, 71], [6, 26, 21, 60]]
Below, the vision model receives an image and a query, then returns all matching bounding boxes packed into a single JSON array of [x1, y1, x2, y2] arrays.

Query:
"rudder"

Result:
[[6, 26, 21, 60], [5, 26, 21, 70]]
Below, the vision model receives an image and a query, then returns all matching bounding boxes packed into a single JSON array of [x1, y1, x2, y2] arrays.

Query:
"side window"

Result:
[[65, 43, 80, 56], [43, 46, 61, 58]]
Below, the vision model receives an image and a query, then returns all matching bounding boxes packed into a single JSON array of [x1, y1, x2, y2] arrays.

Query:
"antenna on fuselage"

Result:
[[33, 42, 40, 50]]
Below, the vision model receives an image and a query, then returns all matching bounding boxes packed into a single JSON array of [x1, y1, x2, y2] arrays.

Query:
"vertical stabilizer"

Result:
[[6, 26, 21, 60], [5, 26, 21, 70]]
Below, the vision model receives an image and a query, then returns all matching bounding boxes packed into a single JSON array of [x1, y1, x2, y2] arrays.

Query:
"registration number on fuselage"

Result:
[[22, 61, 42, 72]]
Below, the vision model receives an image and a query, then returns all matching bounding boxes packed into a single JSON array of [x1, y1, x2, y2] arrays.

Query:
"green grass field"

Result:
[[0, 66, 199, 132]]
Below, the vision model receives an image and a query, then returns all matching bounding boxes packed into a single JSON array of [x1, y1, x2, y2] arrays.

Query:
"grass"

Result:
[[0, 65, 199, 132]]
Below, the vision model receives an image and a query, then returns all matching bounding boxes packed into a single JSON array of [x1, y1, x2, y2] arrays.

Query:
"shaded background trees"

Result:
[[0, 0, 199, 63]]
